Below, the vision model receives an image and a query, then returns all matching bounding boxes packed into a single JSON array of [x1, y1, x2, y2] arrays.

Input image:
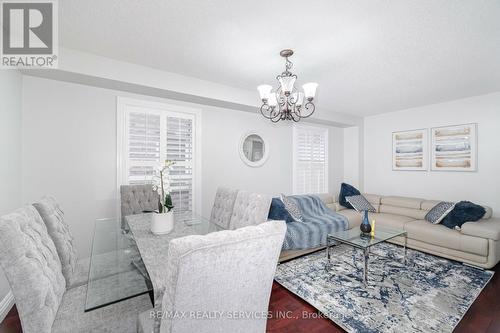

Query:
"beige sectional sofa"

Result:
[[280, 193, 500, 269]]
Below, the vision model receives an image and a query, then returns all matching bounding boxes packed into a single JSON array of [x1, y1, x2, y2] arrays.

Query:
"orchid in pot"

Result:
[[151, 160, 176, 234]]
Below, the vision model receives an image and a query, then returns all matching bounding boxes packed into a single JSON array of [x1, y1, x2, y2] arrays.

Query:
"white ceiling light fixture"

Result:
[[258, 49, 318, 122]]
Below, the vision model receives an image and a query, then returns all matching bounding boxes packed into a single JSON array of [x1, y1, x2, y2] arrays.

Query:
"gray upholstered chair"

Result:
[[33, 196, 89, 288], [229, 191, 272, 230], [0, 205, 152, 333], [209, 187, 239, 229], [137, 220, 286, 333], [120, 184, 160, 217], [33, 195, 140, 289]]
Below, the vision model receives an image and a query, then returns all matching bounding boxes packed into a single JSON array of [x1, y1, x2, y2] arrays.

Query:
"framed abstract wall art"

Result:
[[392, 129, 428, 171], [431, 123, 477, 171]]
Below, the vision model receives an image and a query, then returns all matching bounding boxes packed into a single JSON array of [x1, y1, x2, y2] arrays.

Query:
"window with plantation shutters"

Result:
[[293, 125, 329, 195], [118, 98, 199, 213], [127, 111, 161, 185], [165, 116, 193, 212]]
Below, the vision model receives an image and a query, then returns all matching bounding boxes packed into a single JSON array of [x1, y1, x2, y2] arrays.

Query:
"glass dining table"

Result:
[[84, 211, 223, 312]]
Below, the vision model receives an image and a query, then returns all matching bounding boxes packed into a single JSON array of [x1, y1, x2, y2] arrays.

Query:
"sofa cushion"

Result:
[[421, 200, 442, 211], [381, 196, 424, 209], [405, 220, 488, 256], [337, 210, 362, 229], [460, 218, 500, 241], [326, 203, 337, 212], [379, 205, 427, 220], [482, 206, 493, 219], [369, 213, 416, 230], [316, 193, 334, 204], [363, 194, 383, 205], [331, 202, 347, 212]]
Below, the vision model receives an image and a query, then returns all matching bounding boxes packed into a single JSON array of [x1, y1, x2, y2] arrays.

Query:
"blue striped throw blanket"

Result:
[[279, 195, 348, 250]]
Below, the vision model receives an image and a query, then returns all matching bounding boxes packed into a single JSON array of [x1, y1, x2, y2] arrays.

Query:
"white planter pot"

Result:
[[151, 212, 174, 235]]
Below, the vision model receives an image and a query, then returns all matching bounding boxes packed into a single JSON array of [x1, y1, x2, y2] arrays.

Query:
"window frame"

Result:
[[117, 97, 202, 215], [292, 123, 329, 195]]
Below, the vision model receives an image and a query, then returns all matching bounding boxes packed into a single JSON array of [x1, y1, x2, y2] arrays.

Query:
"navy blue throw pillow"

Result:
[[268, 197, 295, 223], [339, 183, 361, 209], [441, 201, 486, 229]]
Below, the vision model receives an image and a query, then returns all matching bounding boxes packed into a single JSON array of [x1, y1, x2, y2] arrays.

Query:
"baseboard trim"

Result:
[[0, 291, 15, 323]]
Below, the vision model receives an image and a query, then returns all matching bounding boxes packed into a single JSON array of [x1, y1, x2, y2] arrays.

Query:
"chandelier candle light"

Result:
[[257, 49, 318, 122]]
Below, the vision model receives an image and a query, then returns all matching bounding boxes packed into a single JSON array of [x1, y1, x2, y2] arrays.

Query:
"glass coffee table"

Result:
[[326, 226, 407, 286]]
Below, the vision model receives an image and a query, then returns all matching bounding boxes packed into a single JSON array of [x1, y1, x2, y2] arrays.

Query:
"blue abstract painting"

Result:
[[431, 123, 477, 171], [392, 129, 428, 171]]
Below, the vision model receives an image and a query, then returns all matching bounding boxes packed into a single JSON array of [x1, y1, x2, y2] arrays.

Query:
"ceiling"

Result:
[[59, 0, 500, 116]]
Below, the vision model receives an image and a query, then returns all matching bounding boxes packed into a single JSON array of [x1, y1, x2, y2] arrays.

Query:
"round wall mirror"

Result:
[[239, 132, 269, 167]]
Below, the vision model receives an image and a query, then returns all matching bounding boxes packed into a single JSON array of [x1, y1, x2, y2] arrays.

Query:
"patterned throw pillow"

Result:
[[425, 202, 455, 224], [346, 195, 376, 213], [280, 194, 303, 222]]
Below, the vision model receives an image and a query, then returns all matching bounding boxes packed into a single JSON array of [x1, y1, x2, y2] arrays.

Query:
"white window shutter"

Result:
[[127, 112, 161, 184], [165, 116, 194, 212], [122, 105, 196, 212], [293, 125, 329, 194]]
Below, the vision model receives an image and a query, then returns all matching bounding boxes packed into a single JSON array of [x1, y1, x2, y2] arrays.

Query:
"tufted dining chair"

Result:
[[0, 205, 152, 333], [33, 196, 90, 289], [229, 191, 272, 230], [121, 184, 160, 216], [209, 187, 239, 229], [120, 184, 160, 229], [137, 220, 287, 333]]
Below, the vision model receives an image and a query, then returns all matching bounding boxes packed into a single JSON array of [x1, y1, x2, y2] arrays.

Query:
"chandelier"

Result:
[[257, 49, 318, 122]]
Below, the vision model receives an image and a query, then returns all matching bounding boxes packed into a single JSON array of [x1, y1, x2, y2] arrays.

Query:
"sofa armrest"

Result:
[[461, 218, 500, 241]]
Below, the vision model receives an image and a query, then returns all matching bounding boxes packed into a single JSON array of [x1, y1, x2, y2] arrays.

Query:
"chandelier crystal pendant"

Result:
[[257, 49, 318, 122]]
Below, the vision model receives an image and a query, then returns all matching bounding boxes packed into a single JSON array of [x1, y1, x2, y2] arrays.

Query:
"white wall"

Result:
[[0, 70, 23, 302], [364, 92, 500, 216], [343, 126, 360, 189], [201, 109, 294, 217], [22, 75, 344, 258]]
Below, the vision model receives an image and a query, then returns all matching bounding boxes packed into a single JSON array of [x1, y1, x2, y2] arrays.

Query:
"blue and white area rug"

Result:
[[275, 243, 493, 333]]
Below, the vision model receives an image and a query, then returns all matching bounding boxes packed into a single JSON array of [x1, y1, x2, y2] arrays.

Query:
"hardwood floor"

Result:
[[0, 306, 21, 333], [1, 263, 499, 333]]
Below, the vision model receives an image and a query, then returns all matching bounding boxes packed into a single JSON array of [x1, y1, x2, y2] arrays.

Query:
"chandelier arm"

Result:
[[289, 108, 301, 122], [267, 104, 282, 122], [260, 104, 276, 120], [270, 114, 282, 123], [297, 101, 316, 118], [290, 105, 301, 118]]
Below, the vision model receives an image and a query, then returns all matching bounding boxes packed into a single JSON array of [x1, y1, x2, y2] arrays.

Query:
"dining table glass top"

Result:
[[84, 212, 222, 312]]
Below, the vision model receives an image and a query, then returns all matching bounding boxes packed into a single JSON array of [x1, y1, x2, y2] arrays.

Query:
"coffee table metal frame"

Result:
[[326, 227, 407, 287]]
